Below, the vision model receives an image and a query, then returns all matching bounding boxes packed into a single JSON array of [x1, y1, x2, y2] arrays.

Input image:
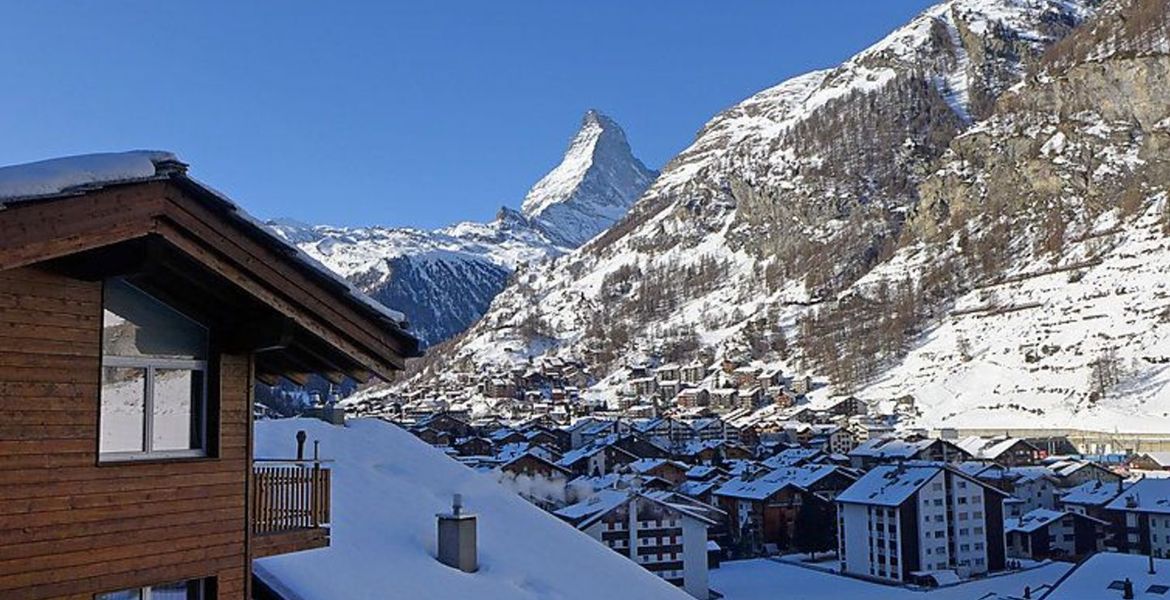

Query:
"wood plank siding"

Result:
[[0, 267, 251, 600]]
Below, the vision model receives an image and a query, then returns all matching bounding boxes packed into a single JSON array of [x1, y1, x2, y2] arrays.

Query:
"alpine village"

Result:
[[3, 0, 1170, 599]]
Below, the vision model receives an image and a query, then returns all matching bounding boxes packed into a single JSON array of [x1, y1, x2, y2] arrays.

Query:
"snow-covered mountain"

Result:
[[270, 111, 655, 347], [396, 0, 1170, 433], [520, 110, 657, 247]]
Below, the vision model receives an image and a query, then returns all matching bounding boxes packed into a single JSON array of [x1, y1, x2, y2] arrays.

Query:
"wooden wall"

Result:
[[0, 266, 251, 599]]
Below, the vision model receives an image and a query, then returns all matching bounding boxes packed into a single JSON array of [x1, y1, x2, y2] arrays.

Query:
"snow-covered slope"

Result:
[[388, 0, 1170, 434], [270, 111, 654, 347], [521, 110, 658, 247], [253, 418, 690, 600]]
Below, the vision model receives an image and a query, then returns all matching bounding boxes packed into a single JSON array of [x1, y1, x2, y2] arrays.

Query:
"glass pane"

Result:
[[100, 367, 146, 454], [153, 369, 204, 452], [103, 278, 208, 360], [96, 588, 143, 600], [152, 581, 197, 600]]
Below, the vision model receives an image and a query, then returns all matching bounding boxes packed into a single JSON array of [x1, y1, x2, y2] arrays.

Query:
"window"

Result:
[[100, 279, 210, 461], [98, 579, 208, 599]]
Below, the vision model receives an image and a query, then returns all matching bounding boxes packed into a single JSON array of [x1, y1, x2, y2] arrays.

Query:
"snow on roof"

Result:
[[254, 418, 688, 600], [836, 464, 942, 507], [0, 151, 413, 331], [0, 150, 177, 202], [1105, 478, 1170, 514], [1043, 552, 1170, 600], [1060, 479, 1128, 506], [1005, 508, 1074, 533], [678, 479, 720, 498], [761, 448, 824, 469], [955, 436, 1031, 460], [1139, 452, 1170, 467], [848, 436, 938, 459], [714, 465, 840, 501]]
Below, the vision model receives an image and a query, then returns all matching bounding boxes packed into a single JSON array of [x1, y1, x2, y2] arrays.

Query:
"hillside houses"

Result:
[[391, 407, 1169, 589]]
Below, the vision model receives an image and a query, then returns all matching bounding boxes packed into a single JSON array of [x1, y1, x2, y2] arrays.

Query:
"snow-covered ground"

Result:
[[253, 418, 690, 600], [710, 558, 1073, 600]]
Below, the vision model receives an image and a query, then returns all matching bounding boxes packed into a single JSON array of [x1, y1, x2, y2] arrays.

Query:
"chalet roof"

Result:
[[1105, 478, 1170, 515], [1137, 452, 1170, 467], [714, 464, 844, 501], [0, 151, 419, 379], [1006, 509, 1107, 534], [554, 489, 717, 530], [1060, 479, 1128, 506], [955, 436, 1035, 460], [761, 448, 824, 469], [500, 451, 573, 477]]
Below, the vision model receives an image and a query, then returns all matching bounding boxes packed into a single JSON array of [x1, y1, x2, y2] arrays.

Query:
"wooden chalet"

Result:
[[0, 152, 419, 599]]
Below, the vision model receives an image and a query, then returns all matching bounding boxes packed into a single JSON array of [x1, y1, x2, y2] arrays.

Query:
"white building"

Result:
[[555, 489, 715, 599], [835, 463, 1008, 583]]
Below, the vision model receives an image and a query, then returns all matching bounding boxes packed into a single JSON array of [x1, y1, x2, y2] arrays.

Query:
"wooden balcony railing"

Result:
[[253, 459, 332, 535]]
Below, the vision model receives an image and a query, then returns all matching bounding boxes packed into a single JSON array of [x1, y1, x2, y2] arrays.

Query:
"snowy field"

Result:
[[711, 559, 1073, 600]]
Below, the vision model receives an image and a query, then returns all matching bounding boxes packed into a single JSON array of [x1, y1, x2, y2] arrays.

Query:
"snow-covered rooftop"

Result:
[[254, 418, 688, 599], [714, 465, 842, 501], [1044, 552, 1170, 600], [1105, 478, 1170, 515], [835, 464, 943, 507]]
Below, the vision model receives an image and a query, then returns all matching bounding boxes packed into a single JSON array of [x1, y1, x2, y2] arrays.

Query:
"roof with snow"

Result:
[[1060, 479, 1128, 507], [955, 436, 1035, 460], [554, 488, 717, 530], [1006, 509, 1106, 534], [714, 465, 845, 501], [1105, 478, 1170, 514], [836, 463, 1006, 507], [1043, 552, 1170, 600], [254, 418, 689, 600]]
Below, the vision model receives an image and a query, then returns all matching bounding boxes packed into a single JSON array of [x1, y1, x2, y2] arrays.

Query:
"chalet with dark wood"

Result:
[[0, 152, 419, 600], [713, 465, 855, 554], [1005, 509, 1106, 561]]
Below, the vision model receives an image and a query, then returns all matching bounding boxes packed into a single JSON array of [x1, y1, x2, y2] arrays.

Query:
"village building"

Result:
[[836, 463, 1008, 583], [627, 458, 691, 487], [1045, 458, 1125, 488], [0, 151, 419, 598], [714, 465, 856, 555], [1059, 479, 1129, 522], [557, 439, 639, 477], [1105, 478, 1170, 558], [955, 436, 1044, 467], [680, 361, 707, 384], [1129, 452, 1170, 472], [676, 387, 710, 409], [554, 489, 715, 599], [848, 436, 972, 470], [1005, 509, 1106, 561]]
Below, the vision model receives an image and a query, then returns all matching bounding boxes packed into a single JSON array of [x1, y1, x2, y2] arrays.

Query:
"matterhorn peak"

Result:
[[519, 110, 656, 247]]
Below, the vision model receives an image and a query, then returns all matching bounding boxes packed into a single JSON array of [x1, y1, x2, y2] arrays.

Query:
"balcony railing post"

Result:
[[252, 459, 332, 536]]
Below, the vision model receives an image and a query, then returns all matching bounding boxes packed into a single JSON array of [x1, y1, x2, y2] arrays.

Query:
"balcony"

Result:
[[251, 459, 332, 558]]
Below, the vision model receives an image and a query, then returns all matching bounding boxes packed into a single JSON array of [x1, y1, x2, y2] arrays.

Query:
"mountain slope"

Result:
[[271, 111, 654, 347], [384, 0, 1170, 434]]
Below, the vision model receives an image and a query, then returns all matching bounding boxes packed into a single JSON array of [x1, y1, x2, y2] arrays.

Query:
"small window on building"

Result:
[[97, 579, 209, 599], [100, 279, 210, 461]]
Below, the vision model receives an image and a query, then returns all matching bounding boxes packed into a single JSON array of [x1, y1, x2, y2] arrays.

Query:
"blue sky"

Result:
[[0, 2, 935, 229]]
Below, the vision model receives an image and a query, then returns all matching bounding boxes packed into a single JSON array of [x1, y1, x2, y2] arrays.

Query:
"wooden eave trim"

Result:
[[154, 222, 400, 380], [156, 186, 410, 365], [159, 183, 414, 354]]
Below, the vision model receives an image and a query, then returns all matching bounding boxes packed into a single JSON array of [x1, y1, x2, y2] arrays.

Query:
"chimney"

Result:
[[1123, 577, 1134, 600], [437, 494, 477, 573]]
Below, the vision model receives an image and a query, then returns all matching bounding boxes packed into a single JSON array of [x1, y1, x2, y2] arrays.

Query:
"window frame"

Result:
[[98, 278, 214, 463], [95, 578, 210, 600]]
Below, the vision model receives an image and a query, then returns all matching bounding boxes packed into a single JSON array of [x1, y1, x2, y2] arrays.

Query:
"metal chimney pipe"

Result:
[[296, 430, 307, 461], [437, 494, 477, 573]]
